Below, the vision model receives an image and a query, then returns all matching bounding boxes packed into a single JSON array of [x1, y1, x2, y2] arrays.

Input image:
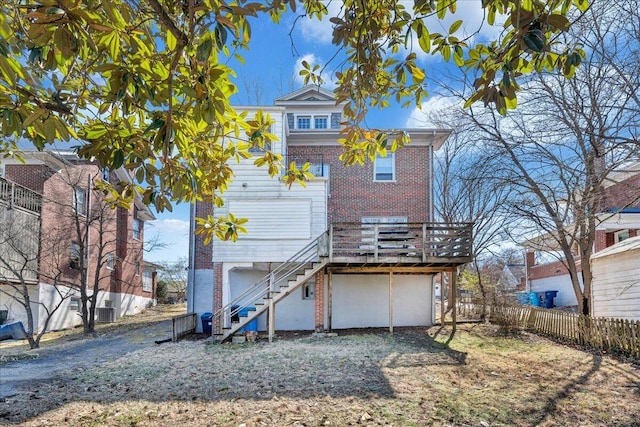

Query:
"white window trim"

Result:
[[106, 253, 115, 270], [73, 186, 87, 215], [614, 229, 630, 243], [374, 152, 396, 182], [295, 114, 329, 130], [132, 218, 142, 240]]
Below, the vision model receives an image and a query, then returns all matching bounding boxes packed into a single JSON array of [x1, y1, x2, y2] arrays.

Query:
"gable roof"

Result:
[[274, 85, 336, 103]]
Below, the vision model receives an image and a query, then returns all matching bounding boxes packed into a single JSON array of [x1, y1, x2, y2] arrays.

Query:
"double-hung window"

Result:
[[73, 187, 87, 215], [296, 115, 329, 130], [374, 152, 395, 181]]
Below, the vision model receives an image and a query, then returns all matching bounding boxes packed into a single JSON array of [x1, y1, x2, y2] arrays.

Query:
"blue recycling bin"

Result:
[[200, 312, 213, 334], [238, 306, 258, 332], [544, 290, 558, 308], [529, 292, 541, 307], [516, 292, 529, 305]]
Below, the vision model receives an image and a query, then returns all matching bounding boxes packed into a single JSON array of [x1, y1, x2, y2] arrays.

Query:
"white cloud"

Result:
[[405, 95, 461, 128], [296, 2, 343, 44], [296, 1, 506, 63], [144, 218, 190, 263]]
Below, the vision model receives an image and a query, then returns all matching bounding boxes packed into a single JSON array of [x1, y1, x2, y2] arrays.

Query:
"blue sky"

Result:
[[145, 2, 495, 262]]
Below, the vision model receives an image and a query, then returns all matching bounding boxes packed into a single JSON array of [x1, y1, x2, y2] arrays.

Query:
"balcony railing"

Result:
[[328, 222, 472, 265], [0, 177, 42, 214]]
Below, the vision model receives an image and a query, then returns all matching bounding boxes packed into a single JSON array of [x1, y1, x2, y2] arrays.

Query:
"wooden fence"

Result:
[[456, 302, 640, 358], [172, 312, 197, 342]]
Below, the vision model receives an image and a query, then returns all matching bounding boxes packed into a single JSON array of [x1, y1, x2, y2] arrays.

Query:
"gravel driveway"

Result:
[[0, 314, 174, 400]]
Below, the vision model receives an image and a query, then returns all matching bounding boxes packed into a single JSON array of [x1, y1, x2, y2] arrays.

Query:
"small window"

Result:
[[374, 152, 395, 181], [101, 168, 110, 182], [69, 297, 81, 312], [132, 218, 142, 240], [615, 229, 630, 243], [106, 253, 115, 270], [302, 282, 315, 300], [297, 116, 311, 129], [314, 116, 328, 129], [73, 187, 87, 215], [134, 261, 140, 276]]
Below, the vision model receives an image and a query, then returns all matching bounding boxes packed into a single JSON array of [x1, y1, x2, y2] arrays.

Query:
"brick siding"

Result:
[[314, 272, 325, 332], [288, 144, 433, 223]]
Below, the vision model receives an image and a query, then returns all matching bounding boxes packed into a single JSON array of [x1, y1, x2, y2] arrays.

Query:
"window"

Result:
[[296, 114, 330, 130], [314, 116, 328, 129], [101, 168, 110, 182], [142, 270, 153, 292], [615, 229, 630, 243], [70, 242, 81, 269], [69, 298, 81, 312], [297, 116, 311, 129], [73, 187, 87, 215], [106, 253, 115, 270], [302, 282, 315, 300], [374, 152, 395, 181], [132, 218, 142, 240], [134, 261, 140, 276]]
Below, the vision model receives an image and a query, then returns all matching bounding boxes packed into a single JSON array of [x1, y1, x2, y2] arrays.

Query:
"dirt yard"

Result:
[[1, 318, 639, 426]]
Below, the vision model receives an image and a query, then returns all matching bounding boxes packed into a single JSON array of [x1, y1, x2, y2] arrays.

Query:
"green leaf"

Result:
[[449, 20, 462, 34], [113, 149, 125, 168]]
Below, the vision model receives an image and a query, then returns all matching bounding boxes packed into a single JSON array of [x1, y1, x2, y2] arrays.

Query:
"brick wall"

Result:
[[314, 271, 325, 332], [5, 164, 53, 193], [194, 201, 213, 270], [602, 171, 640, 210], [212, 262, 223, 334], [288, 145, 433, 223]]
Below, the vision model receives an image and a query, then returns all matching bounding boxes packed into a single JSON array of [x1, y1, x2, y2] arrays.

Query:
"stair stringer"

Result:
[[218, 258, 328, 342]]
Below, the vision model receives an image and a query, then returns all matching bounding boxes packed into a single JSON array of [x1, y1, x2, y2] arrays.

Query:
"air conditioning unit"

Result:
[[96, 307, 115, 323]]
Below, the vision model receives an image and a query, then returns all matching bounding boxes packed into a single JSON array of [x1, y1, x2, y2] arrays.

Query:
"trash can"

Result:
[[544, 290, 558, 308], [238, 306, 258, 332], [230, 305, 240, 323], [528, 292, 541, 307], [516, 292, 529, 305], [201, 312, 213, 335]]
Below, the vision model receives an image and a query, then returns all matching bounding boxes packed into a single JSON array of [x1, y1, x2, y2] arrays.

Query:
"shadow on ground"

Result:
[[0, 326, 467, 424]]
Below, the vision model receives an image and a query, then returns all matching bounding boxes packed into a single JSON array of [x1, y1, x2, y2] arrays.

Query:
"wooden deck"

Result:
[[325, 222, 472, 272]]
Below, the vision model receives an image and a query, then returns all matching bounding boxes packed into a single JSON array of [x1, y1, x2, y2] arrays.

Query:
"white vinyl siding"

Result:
[[228, 199, 312, 239]]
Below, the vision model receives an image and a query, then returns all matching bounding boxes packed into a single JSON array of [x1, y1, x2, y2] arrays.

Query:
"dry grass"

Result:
[[1, 323, 639, 426]]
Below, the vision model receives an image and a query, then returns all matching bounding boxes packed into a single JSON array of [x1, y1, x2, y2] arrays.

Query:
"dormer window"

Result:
[[297, 116, 311, 129], [314, 116, 328, 129], [295, 114, 329, 130]]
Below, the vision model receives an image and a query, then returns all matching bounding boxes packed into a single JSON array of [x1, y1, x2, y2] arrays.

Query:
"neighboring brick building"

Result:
[[189, 86, 471, 340], [0, 151, 156, 332], [523, 161, 640, 308]]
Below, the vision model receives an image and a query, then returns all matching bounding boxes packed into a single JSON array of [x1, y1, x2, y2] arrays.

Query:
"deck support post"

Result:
[[327, 271, 333, 332], [451, 270, 457, 333], [268, 272, 275, 343], [389, 272, 394, 334]]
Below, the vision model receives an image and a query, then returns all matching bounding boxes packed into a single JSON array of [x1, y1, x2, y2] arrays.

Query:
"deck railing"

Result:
[[329, 222, 472, 264], [0, 177, 42, 214]]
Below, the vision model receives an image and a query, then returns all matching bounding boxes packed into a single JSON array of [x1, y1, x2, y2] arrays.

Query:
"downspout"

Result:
[[187, 201, 196, 313]]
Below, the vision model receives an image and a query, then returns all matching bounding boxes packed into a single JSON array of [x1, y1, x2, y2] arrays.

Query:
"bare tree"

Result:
[[453, 0, 640, 315], [158, 258, 188, 302], [0, 197, 73, 348], [430, 111, 516, 318]]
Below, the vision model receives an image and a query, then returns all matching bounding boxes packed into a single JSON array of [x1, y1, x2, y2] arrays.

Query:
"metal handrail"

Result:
[[213, 231, 328, 332]]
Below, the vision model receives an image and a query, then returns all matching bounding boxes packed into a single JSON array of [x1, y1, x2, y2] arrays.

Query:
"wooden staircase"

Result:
[[213, 233, 329, 342]]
